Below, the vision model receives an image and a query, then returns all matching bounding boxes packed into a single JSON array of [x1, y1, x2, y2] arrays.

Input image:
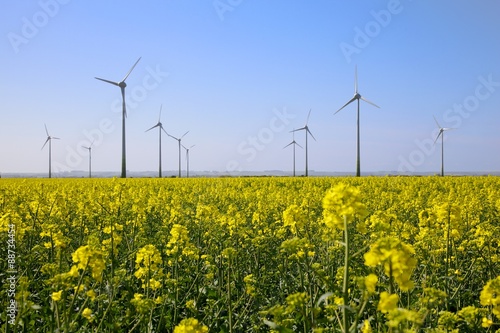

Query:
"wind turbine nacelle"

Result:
[[119, 82, 127, 88]]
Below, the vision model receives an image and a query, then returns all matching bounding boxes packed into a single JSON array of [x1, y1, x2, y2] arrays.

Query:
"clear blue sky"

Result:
[[1, 1, 499, 175]]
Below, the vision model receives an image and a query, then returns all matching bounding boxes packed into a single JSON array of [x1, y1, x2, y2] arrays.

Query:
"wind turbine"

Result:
[[168, 131, 189, 178], [283, 130, 302, 177], [41, 124, 60, 178], [82, 140, 94, 178], [433, 116, 455, 177], [291, 109, 316, 177], [95, 57, 141, 178], [335, 66, 380, 177], [182, 144, 195, 178], [145, 105, 169, 178]]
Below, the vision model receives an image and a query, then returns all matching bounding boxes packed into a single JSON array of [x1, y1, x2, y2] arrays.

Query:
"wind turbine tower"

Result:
[[182, 144, 195, 178], [291, 109, 316, 177], [335, 66, 380, 177], [95, 57, 141, 178], [146, 105, 169, 178], [82, 140, 94, 178], [283, 130, 302, 177], [433, 116, 455, 177], [41, 124, 60, 178], [168, 131, 189, 178]]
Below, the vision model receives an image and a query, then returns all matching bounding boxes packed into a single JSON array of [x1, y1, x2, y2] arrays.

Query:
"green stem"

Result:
[[227, 256, 233, 333], [445, 207, 450, 311], [342, 215, 350, 333]]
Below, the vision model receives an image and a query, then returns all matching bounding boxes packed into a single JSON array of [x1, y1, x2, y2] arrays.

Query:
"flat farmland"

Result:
[[1, 176, 499, 332]]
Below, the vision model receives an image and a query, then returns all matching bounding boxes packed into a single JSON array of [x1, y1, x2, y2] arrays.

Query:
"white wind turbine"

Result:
[[335, 66, 380, 177], [283, 130, 302, 177], [434, 116, 455, 177], [145, 105, 169, 178], [168, 131, 189, 178], [182, 144, 195, 178], [41, 124, 60, 178], [82, 140, 94, 178], [95, 57, 141, 178], [291, 109, 316, 177]]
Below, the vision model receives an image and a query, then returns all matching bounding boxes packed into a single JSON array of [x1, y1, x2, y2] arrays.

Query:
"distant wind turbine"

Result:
[[82, 140, 94, 178], [95, 57, 141, 178], [41, 124, 60, 178], [335, 66, 380, 177], [433, 116, 455, 177], [182, 144, 195, 178], [292, 109, 316, 177], [283, 130, 302, 177], [168, 131, 189, 178], [146, 105, 169, 178]]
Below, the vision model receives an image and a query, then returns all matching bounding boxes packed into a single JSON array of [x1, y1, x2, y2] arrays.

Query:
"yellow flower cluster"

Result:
[[480, 276, 500, 319], [166, 224, 198, 263], [322, 183, 368, 230], [283, 204, 307, 235], [135, 244, 163, 290], [173, 318, 209, 333], [364, 237, 417, 291], [71, 245, 106, 282]]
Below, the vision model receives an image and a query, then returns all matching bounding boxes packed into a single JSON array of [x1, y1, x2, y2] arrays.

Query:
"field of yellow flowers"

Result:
[[1, 176, 500, 332]]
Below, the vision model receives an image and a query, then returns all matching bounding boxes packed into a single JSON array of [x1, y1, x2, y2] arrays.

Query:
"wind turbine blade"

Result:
[[82, 146, 90, 150], [95, 77, 120, 86], [44, 124, 49, 136], [122, 57, 141, 82], [433, 130, 443, 144], [41, 137, 50, 150], [145, 123, 160, 132], [295, 142, 303, 149], [354, 65, 358, 93], [360, 96, 380, 108], [161, 126, 169, 136], [306, 109, 312, 125], [291, 126, 306, 133], [90, 139, 95, 148], [190, 145, 196, 149], [181, 131, 189, 139], [52, 137, 60, 140], [167, 133, 178, 140], [334, 96, 357, 115], [306, 127, 317, 141], [433, 115, 441, 129], [283, 142, 293, 149], [158, 104, 162, 122]]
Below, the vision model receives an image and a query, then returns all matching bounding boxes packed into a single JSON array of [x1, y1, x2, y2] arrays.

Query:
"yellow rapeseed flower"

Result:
[[322, 183, 367, 230], [364, 274, 378, 294], [480, 275, 500, 318], [364, 237, 416, 291], [72, 245, 106, 282], [378, 292, 398, 313], [361, 319, 372, 333], [82, 308, 93, 322], [51, 290, 63, 302], [173, 318, 209, 333]]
